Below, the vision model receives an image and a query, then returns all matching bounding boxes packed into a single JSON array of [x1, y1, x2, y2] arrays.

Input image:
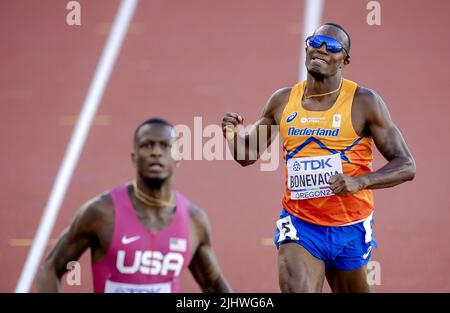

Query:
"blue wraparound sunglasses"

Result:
[[305, 35, 349, 57]]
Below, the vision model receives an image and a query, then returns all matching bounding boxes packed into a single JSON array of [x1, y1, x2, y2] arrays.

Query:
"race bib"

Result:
[[287, 153, 343, 200], [104, 280, 171, 293]]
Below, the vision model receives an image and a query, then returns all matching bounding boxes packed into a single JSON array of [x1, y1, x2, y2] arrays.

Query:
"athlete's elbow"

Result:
[[37, 262, 58, 292], [38, 260, 52, 276], [237, 159, 257, 167], [201, 275, 233, 293], [41, 256, 67, 279], [403, 158, 416, 182]]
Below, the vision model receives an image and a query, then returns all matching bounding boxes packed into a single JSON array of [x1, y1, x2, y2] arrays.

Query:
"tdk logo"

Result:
[[299, 158, 333, 170], [286, 112, 298, 123]]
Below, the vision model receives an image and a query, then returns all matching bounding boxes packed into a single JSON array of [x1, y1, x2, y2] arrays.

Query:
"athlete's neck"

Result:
[[305, 73, 343, 98], [134, 176, 174, 211]]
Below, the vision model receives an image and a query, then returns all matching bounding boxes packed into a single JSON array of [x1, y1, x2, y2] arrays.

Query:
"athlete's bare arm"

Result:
[[188, 205, 232, 293], [221, 88, 290, 166], [37, 196, 109, 292], [329, 87, 416, 194]]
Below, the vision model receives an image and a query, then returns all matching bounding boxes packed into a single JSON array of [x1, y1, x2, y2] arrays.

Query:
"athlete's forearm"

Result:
[[358, 156, 416, 190], [226, 132, 259, 166], [202, 276, 233, 293], [36, 264, 62, 292]]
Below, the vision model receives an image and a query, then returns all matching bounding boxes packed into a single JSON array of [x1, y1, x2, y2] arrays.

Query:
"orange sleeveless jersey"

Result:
[[280, 79, 374, 226]]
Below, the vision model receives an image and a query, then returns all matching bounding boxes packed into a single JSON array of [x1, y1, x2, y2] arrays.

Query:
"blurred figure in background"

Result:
[[38, 118, 232, 293]]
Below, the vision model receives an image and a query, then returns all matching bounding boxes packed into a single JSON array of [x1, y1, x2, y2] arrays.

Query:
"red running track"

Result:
[[1, 0, 449, 292]]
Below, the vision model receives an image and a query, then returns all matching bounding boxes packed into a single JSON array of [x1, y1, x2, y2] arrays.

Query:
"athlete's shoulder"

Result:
[[354, 84, 380, 99], [269, 87, 292, 105], [353, 85, 391, 128], [263, 87, 293, 123], [354, 85, 385, 105], [188, 202, 210, 229], [273, 86, 292, 97], [174, 191, 206, 224], [354, 86, 387, 112], [75, 191, 114, 230], [88, 190, 114, 212]]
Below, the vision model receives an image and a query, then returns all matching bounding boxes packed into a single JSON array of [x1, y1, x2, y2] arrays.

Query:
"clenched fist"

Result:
[[222, 112, 244, 140], [329, 174, 366, 195]]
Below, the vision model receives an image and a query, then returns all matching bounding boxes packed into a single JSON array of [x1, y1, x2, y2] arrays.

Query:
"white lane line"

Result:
[[299, 0, 324, 82], [15, 0, 139, 293]]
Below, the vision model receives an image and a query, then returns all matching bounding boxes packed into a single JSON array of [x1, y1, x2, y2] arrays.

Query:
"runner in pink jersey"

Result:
[[38, 118, 232, 293]]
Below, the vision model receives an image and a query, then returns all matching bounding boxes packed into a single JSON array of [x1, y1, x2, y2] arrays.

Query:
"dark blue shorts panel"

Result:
[[274, 208, 377, 271]]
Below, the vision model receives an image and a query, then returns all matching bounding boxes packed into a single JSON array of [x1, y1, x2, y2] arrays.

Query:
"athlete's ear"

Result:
[[131, 151, 136, 167], [170, 134, 181, 164], [343, 55, 350, 66]]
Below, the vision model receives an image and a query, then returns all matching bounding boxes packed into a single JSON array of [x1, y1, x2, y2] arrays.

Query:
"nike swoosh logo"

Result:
[[121, 235, 140, 245], [362, 246, 372, 259]]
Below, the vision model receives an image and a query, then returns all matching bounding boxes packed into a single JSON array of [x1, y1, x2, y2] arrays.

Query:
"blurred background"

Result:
[[1, 0, 449, 292]]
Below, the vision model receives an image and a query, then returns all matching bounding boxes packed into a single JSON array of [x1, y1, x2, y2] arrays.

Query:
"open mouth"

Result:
[[148, 162, 164, 170], [312, 57, 328, 64]]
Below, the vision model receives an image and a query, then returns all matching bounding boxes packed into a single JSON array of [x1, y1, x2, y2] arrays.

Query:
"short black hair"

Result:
[[322, 22, 351, 53], [134, 117, 174, 144]]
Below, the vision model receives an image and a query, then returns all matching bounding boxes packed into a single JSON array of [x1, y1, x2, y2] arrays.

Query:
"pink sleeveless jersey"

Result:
[[92, 185, 191, 293]]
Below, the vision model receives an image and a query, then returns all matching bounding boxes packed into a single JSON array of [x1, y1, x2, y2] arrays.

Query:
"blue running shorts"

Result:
[[274, 208, 378, 270]]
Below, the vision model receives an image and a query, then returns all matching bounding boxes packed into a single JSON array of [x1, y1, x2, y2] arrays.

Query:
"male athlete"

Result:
[[38, 118, 232, 293], [222, 23, 416, 292]]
